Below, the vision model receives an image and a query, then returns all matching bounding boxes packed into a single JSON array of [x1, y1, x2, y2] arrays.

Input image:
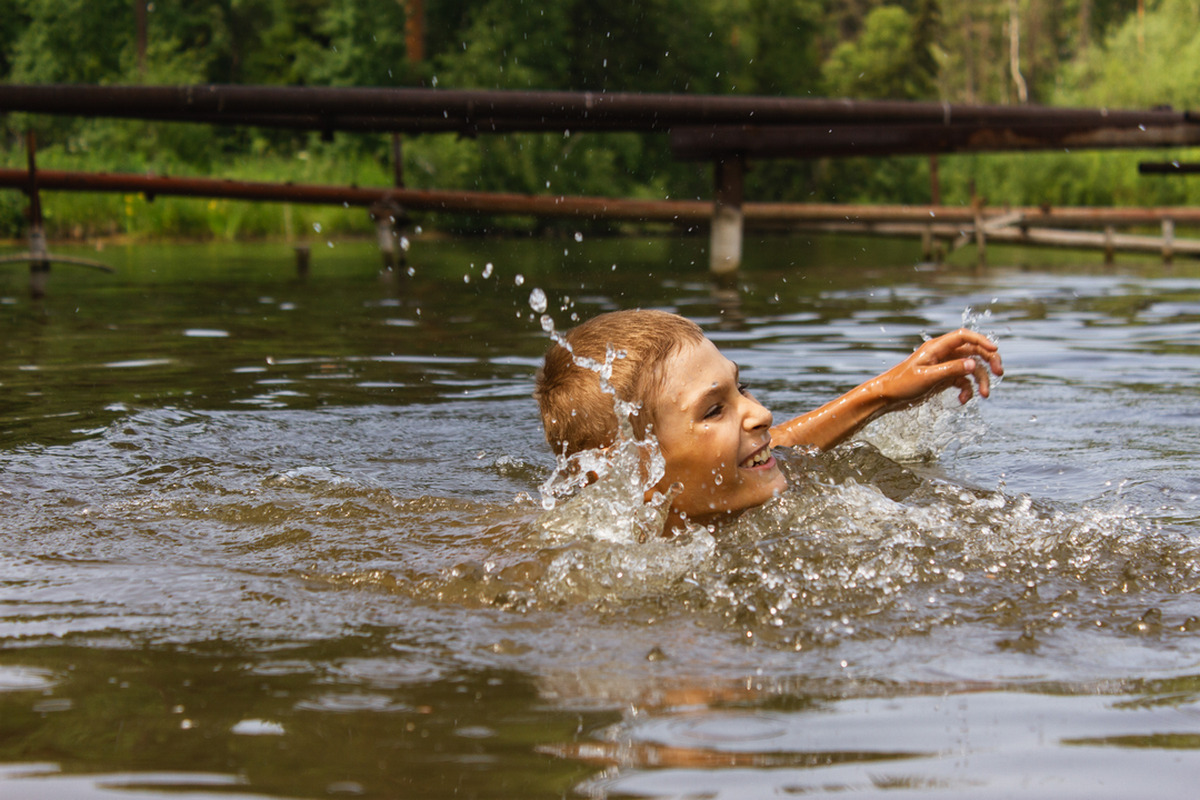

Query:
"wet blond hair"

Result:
[[534, 309, 707, 456]]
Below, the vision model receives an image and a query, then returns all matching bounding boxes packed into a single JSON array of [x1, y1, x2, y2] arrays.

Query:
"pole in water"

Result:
[[294, 245, 310, 278], [710, 156, 744, 276], [25, 131, 50, 298]]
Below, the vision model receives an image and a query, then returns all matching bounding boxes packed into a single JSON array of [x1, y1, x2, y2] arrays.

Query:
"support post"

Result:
[[1104, 225, 1115, 264], [1162, 217, 1175, 263], [294, 244, 310, 278], [370, 200, 406, 272], [972, 194, 986, 267], [25, 131, 50, 298], [711, 155, 744, 277], [929, 154, 941, 206]]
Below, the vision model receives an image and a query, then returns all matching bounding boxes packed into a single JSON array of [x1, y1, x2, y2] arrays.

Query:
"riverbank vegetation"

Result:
[[2, 0, 1200, 241]]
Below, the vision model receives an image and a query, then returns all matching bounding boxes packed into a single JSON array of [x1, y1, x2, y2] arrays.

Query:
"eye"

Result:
[[703, 403, 723, 420], [737, 382, 750, 395]]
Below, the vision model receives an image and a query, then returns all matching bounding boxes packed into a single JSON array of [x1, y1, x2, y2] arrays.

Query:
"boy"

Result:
[[534, 309, 1003, 534]]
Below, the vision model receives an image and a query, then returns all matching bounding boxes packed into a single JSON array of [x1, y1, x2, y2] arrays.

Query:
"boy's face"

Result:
[[650, 338, 787, 526]]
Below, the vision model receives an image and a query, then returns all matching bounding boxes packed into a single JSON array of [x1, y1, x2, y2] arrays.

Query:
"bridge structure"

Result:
[[2, 83, 1200, 292]]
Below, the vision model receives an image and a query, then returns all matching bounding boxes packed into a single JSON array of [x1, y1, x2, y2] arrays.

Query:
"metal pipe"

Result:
[[0, 168, 713, 221], [5, 167, 1200, 228], [0, 83, 1194, 132], [671, 122, 1200, 160], [1139, 162, 1200, 174]]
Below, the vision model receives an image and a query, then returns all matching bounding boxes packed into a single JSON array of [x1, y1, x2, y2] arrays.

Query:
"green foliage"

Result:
[[822, 6, 929, 100], [0, 0, 1192, 241], [731, 0, 824, 96], [7, 0, 133, 83], [1063, 0, 1200, 109]]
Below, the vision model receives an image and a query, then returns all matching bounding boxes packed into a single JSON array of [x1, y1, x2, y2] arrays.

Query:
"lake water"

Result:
[[2, 233, 1200, 798]]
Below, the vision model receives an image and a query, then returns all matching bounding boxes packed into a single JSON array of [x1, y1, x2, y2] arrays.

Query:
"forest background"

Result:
[[2, 0, 1200, 241]]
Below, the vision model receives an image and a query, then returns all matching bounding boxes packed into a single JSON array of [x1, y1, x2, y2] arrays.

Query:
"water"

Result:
[[2, 235, 1200, 798]]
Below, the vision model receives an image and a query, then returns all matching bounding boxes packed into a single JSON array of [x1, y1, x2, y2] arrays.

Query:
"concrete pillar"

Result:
[[1163, 218, 1175, 263], [710, 156, 745, 277]]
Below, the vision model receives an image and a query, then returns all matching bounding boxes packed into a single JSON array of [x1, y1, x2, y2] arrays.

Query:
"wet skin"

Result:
[[650, 338, 788, 530]]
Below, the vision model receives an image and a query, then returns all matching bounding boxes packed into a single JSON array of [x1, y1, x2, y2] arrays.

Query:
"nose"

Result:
[[741, 394, 773, 431]]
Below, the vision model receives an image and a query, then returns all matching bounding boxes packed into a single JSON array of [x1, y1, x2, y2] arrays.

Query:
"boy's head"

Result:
[[534, 309, 706, 456], [535, 309, 787, 529]]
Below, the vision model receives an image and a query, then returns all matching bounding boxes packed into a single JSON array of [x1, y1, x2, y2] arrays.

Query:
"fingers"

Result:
[[920, 356, 993, 405], [919, 330, 1003, 379], [955, 376, 973, 404], [919, 328, 995, 359], [973, 357, 992, 398]]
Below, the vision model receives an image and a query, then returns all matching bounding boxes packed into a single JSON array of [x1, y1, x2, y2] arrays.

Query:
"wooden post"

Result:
[[294, 245, 310, 278], [929, 154, 941, 206], [1162, 218, 1175, 263], [25, 131, 50, 298], [711, 155, 744, 276], [391, 133, 404, 188], [135, 1, 148, 77], [972, 194, 986, 266], [405, 0, 425, 63], [1104, 225, 1115, 263]]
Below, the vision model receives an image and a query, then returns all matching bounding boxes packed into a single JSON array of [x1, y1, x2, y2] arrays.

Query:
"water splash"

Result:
[[861, 306, 1004, 462], [529, 293, 683, 547]]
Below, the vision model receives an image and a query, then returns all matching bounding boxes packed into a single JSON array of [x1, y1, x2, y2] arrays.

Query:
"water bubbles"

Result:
[[529, 288, 548, 314]]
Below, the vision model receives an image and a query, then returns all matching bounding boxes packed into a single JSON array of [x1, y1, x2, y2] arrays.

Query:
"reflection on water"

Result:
[[3, 236, 1200, 797]]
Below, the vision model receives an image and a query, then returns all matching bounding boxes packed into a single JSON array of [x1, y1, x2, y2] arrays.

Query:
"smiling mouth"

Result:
[[741, 446, 774, 469]]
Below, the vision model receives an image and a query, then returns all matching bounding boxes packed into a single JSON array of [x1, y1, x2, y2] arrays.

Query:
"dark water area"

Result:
[[2, 233, 1200, 798]]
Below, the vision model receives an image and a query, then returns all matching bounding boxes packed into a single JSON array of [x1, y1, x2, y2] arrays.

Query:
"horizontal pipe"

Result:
[[1, 83, 1195, 133], [0, 168, 713, 221], [801, 220, 1200, 255], [672, 122, 1200, 159], [5, 168, 1200, 228], [1139, 162, 1200, 174]]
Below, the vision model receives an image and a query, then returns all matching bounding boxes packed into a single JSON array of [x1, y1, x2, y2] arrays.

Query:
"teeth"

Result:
[[745, 447, 771, 468]]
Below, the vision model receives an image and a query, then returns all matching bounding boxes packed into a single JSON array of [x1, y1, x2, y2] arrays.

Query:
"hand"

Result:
[[868, 328, 1003, 412], [770, 329, 1003, 452]]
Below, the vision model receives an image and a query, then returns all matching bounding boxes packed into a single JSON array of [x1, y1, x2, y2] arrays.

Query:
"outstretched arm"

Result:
[[770, 329, 1003, 452]]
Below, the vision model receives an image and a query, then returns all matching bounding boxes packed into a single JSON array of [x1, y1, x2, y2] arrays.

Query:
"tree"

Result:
[[822, 5, 929, 99]]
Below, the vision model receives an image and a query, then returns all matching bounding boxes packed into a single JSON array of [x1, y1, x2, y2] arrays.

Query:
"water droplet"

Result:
[[312, 222, 322, 233], [399, 236, 410, 252], [482, 263, 494, 278], [574, 232, 583, 242], [514, 274, 525, 286], [529, 288, 548, 313]]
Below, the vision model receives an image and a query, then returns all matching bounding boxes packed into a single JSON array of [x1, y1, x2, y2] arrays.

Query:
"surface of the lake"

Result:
[[2, 232, 1200, 799]]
